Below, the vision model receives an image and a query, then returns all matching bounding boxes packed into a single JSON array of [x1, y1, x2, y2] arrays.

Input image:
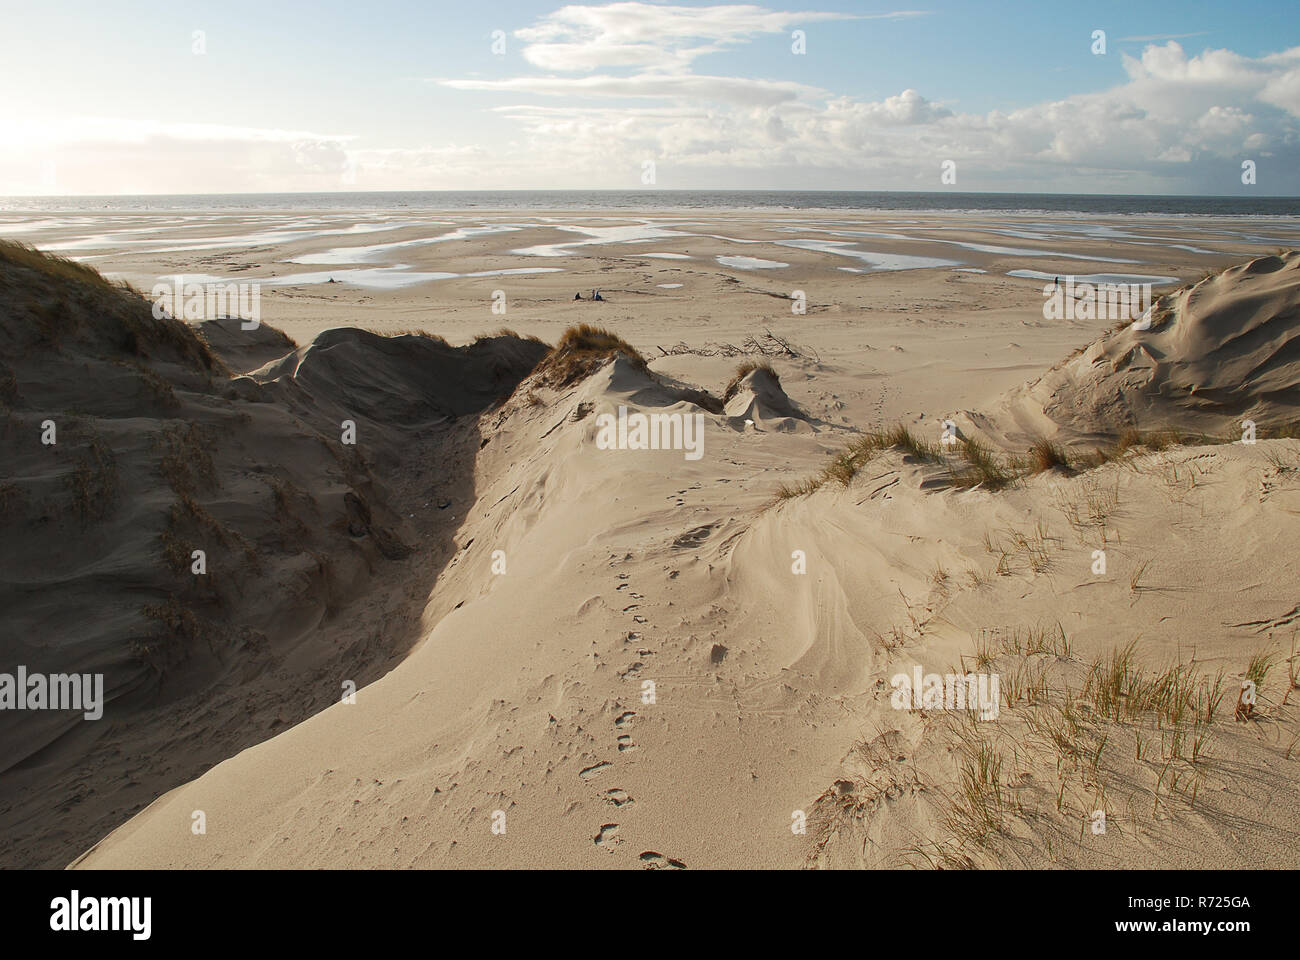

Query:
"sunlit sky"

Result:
[[2, 0, 1298, 195]]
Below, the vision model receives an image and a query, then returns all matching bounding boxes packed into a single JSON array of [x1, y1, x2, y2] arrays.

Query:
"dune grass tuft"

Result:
[[722, 360, 779, 403], [473, 326, 548, 345], [775, 423, 947, 499], [949, 438, 1016, 491], [533, 324, 646, 388], [1025, 437, 1072, 474]]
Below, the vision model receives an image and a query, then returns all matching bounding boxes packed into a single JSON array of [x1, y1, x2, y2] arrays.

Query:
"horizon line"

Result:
[[3, 188, 1300, 201]]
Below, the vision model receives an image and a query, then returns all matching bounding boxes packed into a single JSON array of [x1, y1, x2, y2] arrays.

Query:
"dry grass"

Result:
[[1080, 640, 1225, 728], [1129, 558, 1153, 594], [125, 359, 179, 409], [1, 240, 224, 374], [779, 424, 1027, 500], [157, 423, 216, 497], [0, 239, 117, 291], [722, 360, 779, 403], [945, 736, 1006, 844], [950, 438, 1016, 491], [169, 494, 227, 546], [66, 432, 118, 527], [1245, 648, 1276, 691], [269, 476, 312, 544], [473, 327, 548, 345], [776, 424, 945, 499], [980, 522, 1056, 577], [782, 412, 1296, 505], [1078, 425, 1261, 471], [533, 323, 647, 388], [914, 636, 1239, 865], [1281, 633, 1300, 707], [1025, 437, 1072, 474]]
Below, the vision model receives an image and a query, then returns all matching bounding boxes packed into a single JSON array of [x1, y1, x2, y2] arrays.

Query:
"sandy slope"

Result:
[[4, 215, 1299, 870], [73, 255, 1300, 868], [0, 246, 545, 867], [986, 250, 1300, 445]]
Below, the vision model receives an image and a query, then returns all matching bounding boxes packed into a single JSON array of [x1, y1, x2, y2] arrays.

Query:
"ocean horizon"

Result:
[[3, 190, 1300, 217]]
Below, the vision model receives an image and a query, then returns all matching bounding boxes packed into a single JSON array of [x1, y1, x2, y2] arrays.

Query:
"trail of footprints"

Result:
[[580, 566, 686, 867]]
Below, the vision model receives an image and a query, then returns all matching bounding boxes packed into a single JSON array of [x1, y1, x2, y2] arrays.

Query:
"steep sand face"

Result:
[[0, 244, 546, 867], [986, 251, 1300, 445]]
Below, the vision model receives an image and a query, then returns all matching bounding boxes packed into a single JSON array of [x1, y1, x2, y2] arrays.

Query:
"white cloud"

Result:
[[511, 2, 926, 72], [440, 73, 826, 107], [5, 5, 1299, 196], [423, 33, 1300, 193]]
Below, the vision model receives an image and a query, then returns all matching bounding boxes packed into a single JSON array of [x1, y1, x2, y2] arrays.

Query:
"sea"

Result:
[[2, 191, 1299, 217]]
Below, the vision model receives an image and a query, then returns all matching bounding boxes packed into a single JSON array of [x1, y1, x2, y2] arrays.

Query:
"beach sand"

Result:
[[2, 210, 1299, 868]]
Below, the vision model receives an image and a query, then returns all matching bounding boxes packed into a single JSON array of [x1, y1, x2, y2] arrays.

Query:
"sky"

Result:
[[1, 0, 1298, 195]]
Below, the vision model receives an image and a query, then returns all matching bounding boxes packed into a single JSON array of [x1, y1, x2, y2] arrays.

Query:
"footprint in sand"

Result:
[[639, 851, 687, 870], [594, 823, 622, 850], [615, 709, 637, 752], [579, 761, 612, 781], [604, 788, 634, 807]]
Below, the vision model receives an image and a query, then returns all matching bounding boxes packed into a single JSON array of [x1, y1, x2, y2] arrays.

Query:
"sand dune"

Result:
[[3, 230, 1299, 871], [67, 248, 1300, 870], [988, 251, 1300, 445], [0, 242, 542, 867]]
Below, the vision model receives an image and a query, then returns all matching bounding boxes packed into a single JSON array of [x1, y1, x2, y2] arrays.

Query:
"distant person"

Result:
[[593, 289, 604, 302], [574, 292, 582, 300]]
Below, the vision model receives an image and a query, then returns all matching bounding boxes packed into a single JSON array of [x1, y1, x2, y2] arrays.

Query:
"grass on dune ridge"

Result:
[[777, 420, 1300, 500]]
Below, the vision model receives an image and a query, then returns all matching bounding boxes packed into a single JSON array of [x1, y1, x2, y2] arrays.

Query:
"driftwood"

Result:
[[655, 330, 819, 363]]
